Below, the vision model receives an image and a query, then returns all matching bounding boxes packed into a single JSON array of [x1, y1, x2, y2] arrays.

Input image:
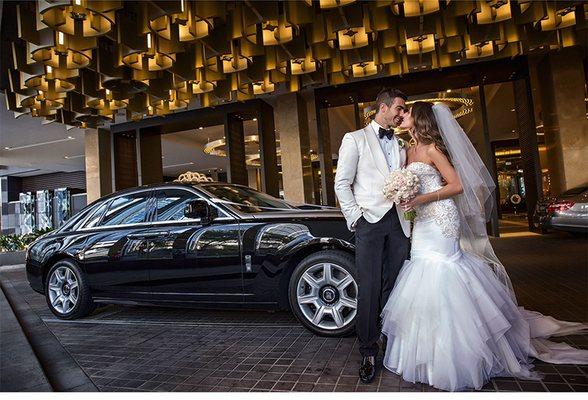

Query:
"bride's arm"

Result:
[[401, 145, 463, 211]]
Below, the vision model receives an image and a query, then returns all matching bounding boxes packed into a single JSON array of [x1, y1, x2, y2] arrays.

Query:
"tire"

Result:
[[288, 250, 358, 337], [45, 259, 96, 319]]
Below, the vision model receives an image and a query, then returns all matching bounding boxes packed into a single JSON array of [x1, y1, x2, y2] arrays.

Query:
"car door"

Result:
[[79, 190, 154, 299], [147, 188, 244, 304]]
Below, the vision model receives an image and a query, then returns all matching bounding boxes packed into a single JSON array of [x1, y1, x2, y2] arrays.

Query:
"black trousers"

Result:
[[355, 206, 410, 357]]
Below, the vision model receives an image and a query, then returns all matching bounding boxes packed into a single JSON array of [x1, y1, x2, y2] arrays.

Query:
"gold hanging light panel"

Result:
[[1, 0, 585, 128]]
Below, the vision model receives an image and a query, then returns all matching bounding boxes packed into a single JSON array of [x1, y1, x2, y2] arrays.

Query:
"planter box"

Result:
[[0, 251, 26, 266]]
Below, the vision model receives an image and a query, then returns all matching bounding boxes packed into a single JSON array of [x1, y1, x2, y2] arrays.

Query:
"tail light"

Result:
[[547, 201, 575, 215]]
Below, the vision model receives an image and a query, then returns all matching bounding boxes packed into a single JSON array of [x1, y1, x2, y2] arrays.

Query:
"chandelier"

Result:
[[203, 135, 319, 167], [3, 1, 586, 128]]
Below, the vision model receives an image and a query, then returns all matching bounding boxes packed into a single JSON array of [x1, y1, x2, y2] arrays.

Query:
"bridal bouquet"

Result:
[[382, 169, 420, 221]]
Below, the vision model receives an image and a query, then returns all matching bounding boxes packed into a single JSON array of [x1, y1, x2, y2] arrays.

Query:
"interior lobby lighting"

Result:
[[198, 126, 204, 130], [163, 161, 195, 169], [446, 89, 451, 93], [252, 118, 257, 121], [3, 137, 75, 151]]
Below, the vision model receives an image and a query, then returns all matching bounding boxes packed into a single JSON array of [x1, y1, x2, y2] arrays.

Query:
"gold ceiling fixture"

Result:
[[3, 0, 586, 128], [362, 96, 476, 126], [203, 135, 319, 167], [38, 0, 121, 37]]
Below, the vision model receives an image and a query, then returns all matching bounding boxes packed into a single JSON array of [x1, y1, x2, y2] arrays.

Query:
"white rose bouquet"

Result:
[[382, 168, 420, 221]]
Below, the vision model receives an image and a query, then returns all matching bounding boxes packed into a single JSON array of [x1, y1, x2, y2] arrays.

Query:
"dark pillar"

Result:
[[316, 105, 336, 206], [478, 85, 500, 237], [113, 130, 138, 190], [138, 127, 163, 185], [513, 77, 542, 231], [224, 113, 248, 186], [257, 101, 280, 197]]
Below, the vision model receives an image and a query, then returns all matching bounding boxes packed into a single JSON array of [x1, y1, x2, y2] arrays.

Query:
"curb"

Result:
[[0, 278, 99, 392]]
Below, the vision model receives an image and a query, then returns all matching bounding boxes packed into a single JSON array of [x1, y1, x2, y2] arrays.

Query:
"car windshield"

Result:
[[199, 184, 295, 213]]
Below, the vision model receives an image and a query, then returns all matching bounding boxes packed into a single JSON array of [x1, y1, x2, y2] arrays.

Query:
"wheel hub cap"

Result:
[[296, 262, 358, 330], [48, 266, 79, 315], [320, 285, 338, 304]]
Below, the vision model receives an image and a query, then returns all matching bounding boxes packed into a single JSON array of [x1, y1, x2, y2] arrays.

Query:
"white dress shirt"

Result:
[[370, 120, 399, 171]]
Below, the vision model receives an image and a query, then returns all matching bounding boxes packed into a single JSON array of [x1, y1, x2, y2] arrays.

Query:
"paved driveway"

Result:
[[1, 232, 586, 392]]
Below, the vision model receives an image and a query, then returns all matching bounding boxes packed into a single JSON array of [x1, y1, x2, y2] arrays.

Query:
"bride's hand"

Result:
[[400, 195, 425, 211]]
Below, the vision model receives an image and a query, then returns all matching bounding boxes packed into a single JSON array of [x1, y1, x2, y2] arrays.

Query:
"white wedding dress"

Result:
[[380, 161, 588, 392]]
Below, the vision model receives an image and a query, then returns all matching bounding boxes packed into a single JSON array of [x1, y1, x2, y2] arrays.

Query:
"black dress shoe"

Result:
[[359, 355, 376, 384]]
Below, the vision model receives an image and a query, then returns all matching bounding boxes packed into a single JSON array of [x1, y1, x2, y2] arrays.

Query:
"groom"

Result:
[[334, 88, 411, 384]]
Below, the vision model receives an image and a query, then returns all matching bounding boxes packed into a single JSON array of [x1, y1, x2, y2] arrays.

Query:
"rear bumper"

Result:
[[546, 216, 588, 233]]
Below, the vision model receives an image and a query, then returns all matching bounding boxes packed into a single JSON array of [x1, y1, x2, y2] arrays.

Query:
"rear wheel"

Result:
[[45, 260, 95, 319], [289, 250, 358, 337]]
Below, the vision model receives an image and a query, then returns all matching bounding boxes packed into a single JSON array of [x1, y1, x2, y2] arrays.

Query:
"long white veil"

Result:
[[432, 103, 588, 365], [432, 103, 517, 303]]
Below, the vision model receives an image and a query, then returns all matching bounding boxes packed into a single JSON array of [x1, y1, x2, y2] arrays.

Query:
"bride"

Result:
[[380, 101, 588, 391]]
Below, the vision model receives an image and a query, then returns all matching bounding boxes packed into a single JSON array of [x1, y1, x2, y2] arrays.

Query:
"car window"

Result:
[[200, 184, 294, 213], [154, 189, 199, 221], [100, 192, 151, 226], [82, 201, 110, 229]]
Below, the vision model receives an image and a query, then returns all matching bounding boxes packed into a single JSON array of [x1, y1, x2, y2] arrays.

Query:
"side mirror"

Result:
[[184, 199, 218, 225]]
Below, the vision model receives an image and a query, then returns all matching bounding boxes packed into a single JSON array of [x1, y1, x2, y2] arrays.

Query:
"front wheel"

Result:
[[289, 250, 358, 337], [45, 260, 95, 319]]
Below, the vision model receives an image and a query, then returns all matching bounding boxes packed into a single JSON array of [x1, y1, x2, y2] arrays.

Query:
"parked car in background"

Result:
[[534, 184, 588, 235], [25, 183, 358, 337]]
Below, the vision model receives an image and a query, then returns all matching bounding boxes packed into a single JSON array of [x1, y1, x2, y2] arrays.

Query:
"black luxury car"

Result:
[[26, 183, 358, 336]]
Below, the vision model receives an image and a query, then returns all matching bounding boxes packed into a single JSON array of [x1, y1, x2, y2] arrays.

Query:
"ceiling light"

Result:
[[511, 108, 515, 112], [163, 161, 195, 169], [199, 126, 203, 130], [446, 89, 451, 93], [2, 137, 75, 151], [252, 118, 257, 121]]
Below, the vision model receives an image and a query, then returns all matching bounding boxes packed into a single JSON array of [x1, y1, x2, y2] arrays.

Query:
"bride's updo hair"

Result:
[[411, 101, 451, 162]]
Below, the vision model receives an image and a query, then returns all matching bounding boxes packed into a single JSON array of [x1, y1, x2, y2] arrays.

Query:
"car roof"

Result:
[[93, 181, 257, 203]]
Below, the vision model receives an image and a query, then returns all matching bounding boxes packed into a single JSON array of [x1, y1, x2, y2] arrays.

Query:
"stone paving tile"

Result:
[[1, 232, 586, 392]]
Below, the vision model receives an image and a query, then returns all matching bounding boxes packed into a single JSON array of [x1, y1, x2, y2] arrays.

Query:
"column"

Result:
[[534, 48, 588, 194], [113, 130, 138, 190], [138, 127, 163, 185], [479, 86, 500, 236], [85, 128, 113, 203], [275, 93, 314, 203], [247, 168, 259, 190], [513, 77, 542, 230], [316, 105, 336, 206], [224, 113, 248, 186], [257, 101, 280, 197]]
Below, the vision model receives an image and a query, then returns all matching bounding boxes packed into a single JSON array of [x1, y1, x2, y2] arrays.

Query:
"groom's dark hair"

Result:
[[375, 87, 407, 113]]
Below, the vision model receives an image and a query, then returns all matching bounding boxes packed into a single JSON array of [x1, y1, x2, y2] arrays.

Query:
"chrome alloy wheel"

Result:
[[296, 262, 358, 330], [48, 266, 79, 314]]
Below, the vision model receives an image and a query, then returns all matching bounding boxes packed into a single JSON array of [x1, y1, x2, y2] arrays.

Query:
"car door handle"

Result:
[[128, 231, 170, 239]]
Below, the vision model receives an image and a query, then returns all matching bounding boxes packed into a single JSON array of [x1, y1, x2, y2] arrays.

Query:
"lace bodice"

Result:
[[406, 162, 460, 238]]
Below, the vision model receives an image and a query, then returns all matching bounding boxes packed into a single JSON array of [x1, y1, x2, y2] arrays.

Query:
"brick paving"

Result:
[[1, 231, 586, 392]]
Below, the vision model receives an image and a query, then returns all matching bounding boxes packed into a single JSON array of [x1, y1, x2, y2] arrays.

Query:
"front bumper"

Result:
[[26, 261, 44, 294]]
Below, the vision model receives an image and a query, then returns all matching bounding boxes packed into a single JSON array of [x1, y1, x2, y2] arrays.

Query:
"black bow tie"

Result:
[[378, 127, 394, 140]]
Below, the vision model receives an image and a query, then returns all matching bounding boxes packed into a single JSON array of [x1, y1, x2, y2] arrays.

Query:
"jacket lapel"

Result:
[[363, 125, 390, 178], [399, 145, 406, 168]]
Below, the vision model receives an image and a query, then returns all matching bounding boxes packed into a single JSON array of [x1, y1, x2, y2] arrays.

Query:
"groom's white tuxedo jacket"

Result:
[[334, 123, 411, 237]]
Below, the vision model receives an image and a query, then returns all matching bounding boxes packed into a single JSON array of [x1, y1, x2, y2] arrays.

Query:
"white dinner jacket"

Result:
[[334, 125, 411, 237]]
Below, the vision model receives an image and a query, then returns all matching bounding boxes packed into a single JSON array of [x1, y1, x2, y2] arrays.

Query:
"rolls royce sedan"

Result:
[[26, 182, 358, 337]]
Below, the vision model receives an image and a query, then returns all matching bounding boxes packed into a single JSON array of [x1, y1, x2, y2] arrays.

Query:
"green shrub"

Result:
[[0, 228, 53, 252]]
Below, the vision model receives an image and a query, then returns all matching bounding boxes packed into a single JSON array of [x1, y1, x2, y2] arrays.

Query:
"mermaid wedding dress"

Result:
[[380, 161, 588, 391]]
